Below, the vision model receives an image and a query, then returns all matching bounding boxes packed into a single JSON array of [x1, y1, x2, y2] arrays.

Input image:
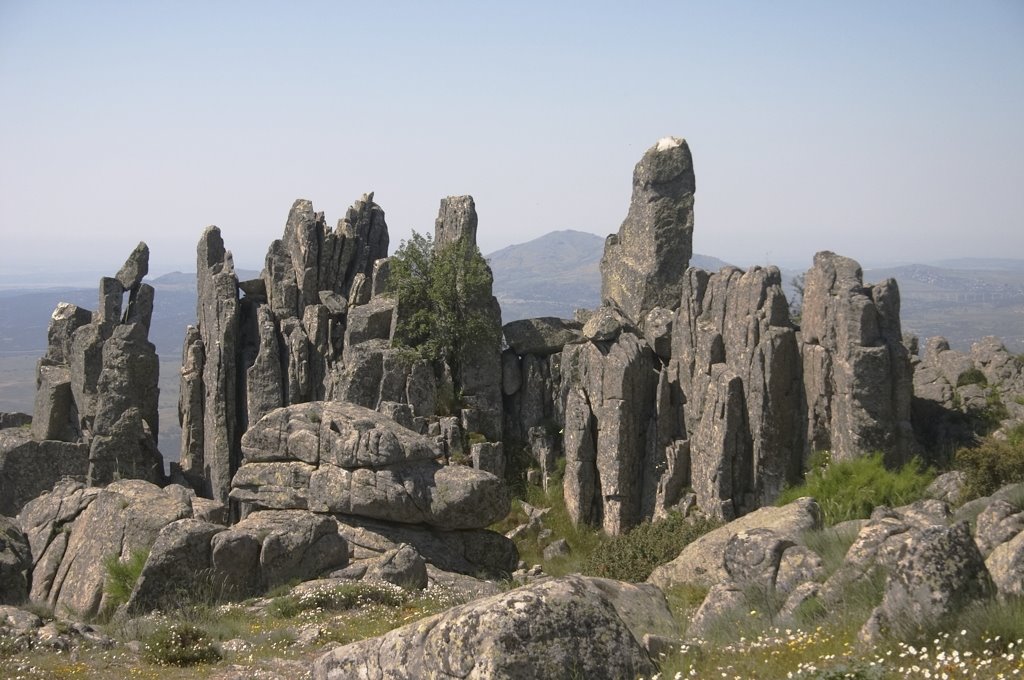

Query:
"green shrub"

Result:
[[580, 512, 720, 582], [142, 623, 221, 666], [955, 424, 1024, 501], [102, 548, 149, 614], [778, 452, 934, 525], [957, 368, 987, 387]]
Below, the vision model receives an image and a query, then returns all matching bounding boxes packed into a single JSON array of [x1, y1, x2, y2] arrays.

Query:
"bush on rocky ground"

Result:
[[778, 452, 934, 525], [955, 423, 1024, 501]]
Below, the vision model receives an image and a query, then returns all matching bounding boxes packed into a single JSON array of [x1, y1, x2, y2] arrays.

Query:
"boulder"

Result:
[[126, 519, 226, 613], [503, 317, 584, 356], [18, 480, 192, 619], [335, 516, 517, 578], [211, 510, 347, 597], [115, 241, 149, 290], [362, 544, 428, 590], [986, 530, 1024, 597], [863, 521, 991, 641], [974, 499, 1024, 557], [312, 575, 676, 680], [647, 497, 823, 589], [600, 137, 695, 323]]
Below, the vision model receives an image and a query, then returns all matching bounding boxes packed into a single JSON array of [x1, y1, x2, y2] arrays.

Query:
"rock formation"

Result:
[[229, 402, 510, 530], [600, 136, 696, 323], [1, 244, 163, 507], [178, 197, 389, 504], [801, 251, 916, 465]]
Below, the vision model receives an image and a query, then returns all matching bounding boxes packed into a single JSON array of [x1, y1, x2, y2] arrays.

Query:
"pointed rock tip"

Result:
[[655, 136, 685, 151]]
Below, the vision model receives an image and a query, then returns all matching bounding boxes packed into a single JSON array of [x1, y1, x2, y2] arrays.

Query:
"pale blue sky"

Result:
[[1, 1, 1022, 277]]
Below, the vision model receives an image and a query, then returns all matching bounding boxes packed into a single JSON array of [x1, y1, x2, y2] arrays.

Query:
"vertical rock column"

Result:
[[671, 265, 803, 519], [800, 251, 916, 465], [600, 137, 695, 324]]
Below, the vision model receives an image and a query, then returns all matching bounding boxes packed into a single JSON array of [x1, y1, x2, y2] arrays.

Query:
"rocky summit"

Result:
[[1, 137, 1023, 678]]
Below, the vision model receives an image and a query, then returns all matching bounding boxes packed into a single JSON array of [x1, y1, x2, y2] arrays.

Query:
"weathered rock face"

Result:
[[672, 265, 803, 518], [312, 575, 676, 680], [230, 402, 510, 530], [19, 243, 162, 491], [17, 479, 193, 619], [561, 333, 661, 534], [600, 137, 695, 323], [210, 510, 347, 598], [178, 196, 390, 505], [0, 429, 89, 517], [503, 317, 584, 356], [0, 516, 31, 605], [647, 497, 823, 589], [125, 518, 226, 613], [801, 251, 916, 465]]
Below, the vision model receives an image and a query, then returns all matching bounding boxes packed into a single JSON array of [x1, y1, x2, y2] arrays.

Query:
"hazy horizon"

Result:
[[2, 2, 1022, 278]]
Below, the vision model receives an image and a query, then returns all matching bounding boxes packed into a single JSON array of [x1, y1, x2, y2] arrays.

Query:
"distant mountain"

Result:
[[486, 230, 731, 321]]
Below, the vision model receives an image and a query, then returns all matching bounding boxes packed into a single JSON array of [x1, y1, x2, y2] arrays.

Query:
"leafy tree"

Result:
[[388, 231, 496, 377]]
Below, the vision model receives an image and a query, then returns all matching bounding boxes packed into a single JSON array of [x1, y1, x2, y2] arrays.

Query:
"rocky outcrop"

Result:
[[230, 402, 510, 530], [600, 137, 695, 323], [17, 479, 193, 619], [672, 265, 803, 519], [312, 575, 677, 680], [912, 336, 1024, 451], [801, 251, 916, 465], [18, 244, 163, 491], [178, 196, 389, 505], [434, 196, 504, 442]]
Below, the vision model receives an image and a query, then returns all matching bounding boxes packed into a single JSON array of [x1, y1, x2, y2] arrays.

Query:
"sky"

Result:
[[1, 0, 1022, 280]]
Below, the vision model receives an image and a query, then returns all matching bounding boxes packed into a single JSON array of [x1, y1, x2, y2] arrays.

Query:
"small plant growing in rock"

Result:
[[142, 622, 221, 666], [102, 548, 149, 614], [957, 368, 988, 387]]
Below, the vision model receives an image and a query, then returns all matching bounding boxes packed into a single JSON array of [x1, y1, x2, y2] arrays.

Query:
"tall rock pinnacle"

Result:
[[600, 136, 695, 323]]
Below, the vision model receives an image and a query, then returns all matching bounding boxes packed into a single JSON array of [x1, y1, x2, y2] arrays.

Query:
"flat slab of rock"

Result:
[[502, 317, 584, 356], [313, 575, 676, 679], [241, 402, 441, 467]]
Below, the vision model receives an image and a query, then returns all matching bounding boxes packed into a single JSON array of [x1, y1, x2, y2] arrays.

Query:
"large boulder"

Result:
[[125, 518, 226, 613], [17, 480, 193, 619], [231, 402, 510, 530], [600, 137, 696, 323], [986, 530, 1024, 597], [648, 497, 823, 589], [210, 510, 347, 597], [862, 521, 991, 641], [313, 575, 676, 680]]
